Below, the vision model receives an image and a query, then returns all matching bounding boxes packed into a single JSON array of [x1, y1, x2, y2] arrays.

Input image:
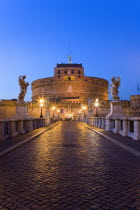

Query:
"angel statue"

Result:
[[110, 77, 120, 101], [18, 75, 29, 102]]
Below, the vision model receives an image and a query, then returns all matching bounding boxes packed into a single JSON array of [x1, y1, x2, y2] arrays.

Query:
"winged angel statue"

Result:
[[18, 75, 29, 102], [110, 77, 120, 101]]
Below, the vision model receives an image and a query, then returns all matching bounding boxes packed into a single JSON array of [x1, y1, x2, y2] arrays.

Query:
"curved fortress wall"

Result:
[[32, 63, 109, 103]]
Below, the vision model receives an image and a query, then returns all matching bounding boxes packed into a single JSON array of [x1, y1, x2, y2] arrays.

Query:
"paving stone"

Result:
[[0, 122, 140, 209]]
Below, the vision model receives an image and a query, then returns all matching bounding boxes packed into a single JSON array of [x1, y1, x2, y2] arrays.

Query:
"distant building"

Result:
[[124, 95, 140, 117]]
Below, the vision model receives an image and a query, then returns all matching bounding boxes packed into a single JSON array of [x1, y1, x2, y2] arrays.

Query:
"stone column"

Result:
[[0, 121, 5, 139], [28, 120, 33, 131], [10, 121, 18, 137], [102, 118, 105, 129], [133, 120, 140, 140], [18, 120, 24, 134], [122, 119, 128, 136], [114, 119, 121, 133], [105, 118, 113, 131], [93, 117, 96, 126]]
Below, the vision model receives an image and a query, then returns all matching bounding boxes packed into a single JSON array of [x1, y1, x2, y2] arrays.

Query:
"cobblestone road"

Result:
[[0, 121, 140, 210]]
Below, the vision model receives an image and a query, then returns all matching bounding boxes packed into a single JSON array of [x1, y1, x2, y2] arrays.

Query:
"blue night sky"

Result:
[[0, 0, 140, 101]]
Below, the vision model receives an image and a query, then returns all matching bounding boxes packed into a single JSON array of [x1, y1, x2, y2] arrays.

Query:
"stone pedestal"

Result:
[[13, 102, 31, 119], [87, 110, 93, 117], [46, 109, 50, 118], [113, 119, 121, 133], [106, 101, 124, 119]]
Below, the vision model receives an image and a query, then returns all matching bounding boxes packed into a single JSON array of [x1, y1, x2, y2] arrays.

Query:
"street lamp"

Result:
[[39, 98, 44, 118], [79, 110, 81, 121], [83, 106, 87, 117], [94, 99, 99, 117], [52, 106, 56, 118], [57, 109, 60, 120]]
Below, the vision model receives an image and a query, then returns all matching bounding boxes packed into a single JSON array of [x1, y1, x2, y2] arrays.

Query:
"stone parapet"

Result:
[[86, 116, 140, 141], [0, 118, 47, 140]]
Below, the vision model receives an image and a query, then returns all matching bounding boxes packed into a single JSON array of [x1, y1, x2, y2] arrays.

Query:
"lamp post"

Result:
[[52, 106, 56, 118], [79, 110, 81, 121], [39, 99, 44, 118], [83, 106, 87, 117], [94, 99, 99, 117], [57, 109, 60, 120]]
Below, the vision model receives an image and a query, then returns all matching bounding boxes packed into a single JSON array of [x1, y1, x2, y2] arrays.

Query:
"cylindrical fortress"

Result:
[[31, 63, 109, 103]]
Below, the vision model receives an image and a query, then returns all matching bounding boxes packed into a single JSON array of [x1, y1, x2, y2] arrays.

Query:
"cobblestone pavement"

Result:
[[81, 122, 140, 154], [0, 121, 140, 210], [0, 122, 59, 153]]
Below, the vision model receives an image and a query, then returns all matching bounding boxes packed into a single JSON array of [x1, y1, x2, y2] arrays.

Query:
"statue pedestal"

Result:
[[13, 102, 31, 119], [87, 110, 93, 117], [46, 109, 50, 118], [106, 101, 124, 119]]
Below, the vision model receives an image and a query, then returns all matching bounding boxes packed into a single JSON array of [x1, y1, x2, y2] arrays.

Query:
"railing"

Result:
[[84, 117, 140, 141], [0, 118, 52, 139]]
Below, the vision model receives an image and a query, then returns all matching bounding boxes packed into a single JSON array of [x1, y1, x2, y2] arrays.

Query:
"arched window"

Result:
[[58, 70, 60, 74], [65, 70, 67, 74], [78, 70, 81, 74]]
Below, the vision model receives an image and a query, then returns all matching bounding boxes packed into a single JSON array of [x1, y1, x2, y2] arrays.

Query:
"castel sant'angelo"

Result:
[[32, 61, 108, 103], [31, 58, 109, 119]]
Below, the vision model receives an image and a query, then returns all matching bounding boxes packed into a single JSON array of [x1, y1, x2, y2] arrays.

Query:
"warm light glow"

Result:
[[40, 99, 44, 104], [94, 99, 99, 107], [57, 109, 60, 113], [38, 98, 44, 107], [52, 106, 55, 110], [38, 98, 45, 105], [83, 106, 86, 110]]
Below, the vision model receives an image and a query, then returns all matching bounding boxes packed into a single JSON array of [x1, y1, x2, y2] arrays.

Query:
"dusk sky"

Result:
[[0, 0, 140, 101]]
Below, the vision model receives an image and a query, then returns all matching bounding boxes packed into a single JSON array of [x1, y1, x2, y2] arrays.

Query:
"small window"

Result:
[[78, 75, 80, 78], [58, 75, 60, 78], [58, 70, 60, 74], [71, 70, 74, 74], [78, 70, 81, 74], [65, 70, 67, 74]]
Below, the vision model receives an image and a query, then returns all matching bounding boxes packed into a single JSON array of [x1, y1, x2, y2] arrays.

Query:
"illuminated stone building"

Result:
[[31, 62, 109, 119], [32, 63, 109, 102]]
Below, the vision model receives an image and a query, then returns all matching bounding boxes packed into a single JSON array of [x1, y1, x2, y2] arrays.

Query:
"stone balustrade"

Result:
[[0, 118, 51, 139], [85, 117, 140, 140]]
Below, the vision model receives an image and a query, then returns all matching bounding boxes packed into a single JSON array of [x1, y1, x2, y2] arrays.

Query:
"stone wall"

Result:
[[0, 100, 16, 119]]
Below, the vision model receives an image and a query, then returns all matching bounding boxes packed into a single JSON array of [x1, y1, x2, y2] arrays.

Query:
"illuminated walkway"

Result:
[[0, 121, 140, 209]]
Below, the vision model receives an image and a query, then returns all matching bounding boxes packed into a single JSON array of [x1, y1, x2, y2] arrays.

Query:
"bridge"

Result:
[[0, 121, 140, 209]]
